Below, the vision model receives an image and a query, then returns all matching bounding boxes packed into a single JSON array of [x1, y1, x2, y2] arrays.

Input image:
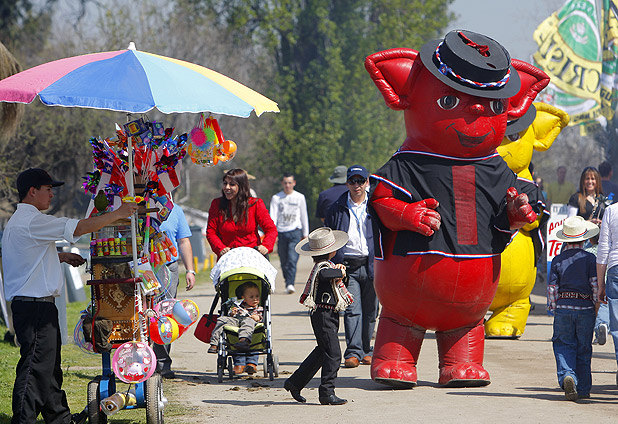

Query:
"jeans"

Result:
[[606, 266, 618, 362], [552, 308, 595, 396], [278, 228, 302, 287], [595, 302, 609, 336], [343, 263, 379, 360], [233, 353, 260, 366]]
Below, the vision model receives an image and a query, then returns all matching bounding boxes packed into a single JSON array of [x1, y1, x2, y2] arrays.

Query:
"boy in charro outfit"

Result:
[[284, 227, 353, 405], [549, 216, 599, 401]]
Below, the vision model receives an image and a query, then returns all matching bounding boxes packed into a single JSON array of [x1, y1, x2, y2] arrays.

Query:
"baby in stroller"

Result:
[[208, 281, 264, 353]]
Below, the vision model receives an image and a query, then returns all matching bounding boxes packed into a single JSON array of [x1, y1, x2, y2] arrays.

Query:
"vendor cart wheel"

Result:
[[227, 356, 234, 379], [87, 379, 107, 424], [217, 355, 224, 383], [145, 373, 165, 424]]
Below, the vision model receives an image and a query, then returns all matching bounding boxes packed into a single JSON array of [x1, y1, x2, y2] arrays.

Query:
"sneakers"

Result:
[[286, 285, 296, 294], [562, 375, 578, 401], [208, 345, 217, 354], [598, 323, 608, 346]]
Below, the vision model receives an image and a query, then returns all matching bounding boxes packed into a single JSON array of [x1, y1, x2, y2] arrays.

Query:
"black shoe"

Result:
[[160, 369, 176, 379], [208, 345, 217, 354], [319, 394, 347, 405], [234, 338, 251, 352], [70, 408, 87, 424], [284, 379, 306, 403]]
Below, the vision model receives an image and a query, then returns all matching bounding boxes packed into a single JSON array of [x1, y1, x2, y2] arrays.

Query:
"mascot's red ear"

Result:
[[508, 59, 550, 119], [365, 48, 420, 111]]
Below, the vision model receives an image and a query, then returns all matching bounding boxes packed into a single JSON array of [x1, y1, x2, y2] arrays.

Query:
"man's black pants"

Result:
[[11, 300, 71, 424], [288, 307, 341, 397]]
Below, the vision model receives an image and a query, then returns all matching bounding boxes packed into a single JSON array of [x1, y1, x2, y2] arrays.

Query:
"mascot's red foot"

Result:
[[438, 363, 490, 387], [371, 312, 424, 389], [436, 321, 490, 387]]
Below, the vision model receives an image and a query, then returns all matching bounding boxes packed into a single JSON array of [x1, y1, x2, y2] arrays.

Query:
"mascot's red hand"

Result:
[[371, 182, 441, 236], [506, 187, 537, 230]]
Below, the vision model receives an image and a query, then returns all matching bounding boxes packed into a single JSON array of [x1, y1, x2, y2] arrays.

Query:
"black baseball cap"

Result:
[[17, 168, 64, 195], [347, 165, 368, 180]]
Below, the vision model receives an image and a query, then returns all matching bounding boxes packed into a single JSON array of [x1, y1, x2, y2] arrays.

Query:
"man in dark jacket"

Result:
[[325, 165, 378, 368], [316, 165, 349, 223]]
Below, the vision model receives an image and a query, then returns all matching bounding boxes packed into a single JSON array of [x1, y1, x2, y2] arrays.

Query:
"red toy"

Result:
[[365, 30, 545, 388]]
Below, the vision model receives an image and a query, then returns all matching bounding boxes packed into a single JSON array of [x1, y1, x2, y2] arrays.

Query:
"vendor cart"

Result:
[[85, 213, 165, 424]]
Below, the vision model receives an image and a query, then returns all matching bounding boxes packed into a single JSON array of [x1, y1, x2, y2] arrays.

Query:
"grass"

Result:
[[0, 270, 210, 423]]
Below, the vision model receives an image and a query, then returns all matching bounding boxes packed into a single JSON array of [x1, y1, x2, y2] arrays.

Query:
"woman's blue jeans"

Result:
[[552, 308, 595, 396], [606, 266, 618, 361]]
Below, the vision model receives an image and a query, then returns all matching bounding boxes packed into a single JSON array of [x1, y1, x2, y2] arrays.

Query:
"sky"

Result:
[[449, 0, 567, 61]]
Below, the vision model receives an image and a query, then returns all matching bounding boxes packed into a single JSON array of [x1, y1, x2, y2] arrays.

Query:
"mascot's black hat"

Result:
[[419, 30, 520, 99]]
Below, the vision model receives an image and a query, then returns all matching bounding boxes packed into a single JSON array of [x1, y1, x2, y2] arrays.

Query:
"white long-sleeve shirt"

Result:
[[2, 203, 80, 301], [597, 203, 618, 271], [269, 190, 309, 236]]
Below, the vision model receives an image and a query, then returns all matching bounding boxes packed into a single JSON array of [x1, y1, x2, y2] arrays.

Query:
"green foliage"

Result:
[[193, 0, 453, 224], [0, 103, 122, 217]]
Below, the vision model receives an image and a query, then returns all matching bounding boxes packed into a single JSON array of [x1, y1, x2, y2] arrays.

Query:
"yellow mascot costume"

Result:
[[485, 102, 569, 338]]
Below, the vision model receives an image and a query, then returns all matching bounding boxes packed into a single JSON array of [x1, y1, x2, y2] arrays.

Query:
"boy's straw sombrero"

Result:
[[555, 216, 599, 242], [295, 227, 348, 256]]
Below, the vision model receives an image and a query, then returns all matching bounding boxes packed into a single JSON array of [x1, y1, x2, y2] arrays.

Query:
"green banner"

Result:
[[533, 0, 618, 127]]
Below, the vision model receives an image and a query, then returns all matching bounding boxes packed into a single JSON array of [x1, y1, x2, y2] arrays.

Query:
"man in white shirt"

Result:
[[2, 168, 138, 424], [325, 165, 378, 368], [596, 202, 618, 382], [270, 173, 309, 294]]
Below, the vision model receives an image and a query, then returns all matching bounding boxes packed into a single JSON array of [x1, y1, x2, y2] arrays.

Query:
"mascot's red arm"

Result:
[[370, 182, 441, 236], [508, 59, 550, 119], [506, 187, 537, 230]]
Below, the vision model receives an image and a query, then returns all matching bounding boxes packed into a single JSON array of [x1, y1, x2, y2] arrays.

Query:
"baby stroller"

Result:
[[208, 247, 279, 382]]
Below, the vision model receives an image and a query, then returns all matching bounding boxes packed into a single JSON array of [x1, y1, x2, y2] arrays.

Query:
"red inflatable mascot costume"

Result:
[[365, 30, 546, 388]]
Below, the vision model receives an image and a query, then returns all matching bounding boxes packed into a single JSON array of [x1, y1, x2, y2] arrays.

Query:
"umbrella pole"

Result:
[[127, 113, 146, 342]]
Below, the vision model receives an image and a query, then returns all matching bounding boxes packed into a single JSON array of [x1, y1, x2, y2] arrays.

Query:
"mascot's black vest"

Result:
[[369, 150, 543, 259]]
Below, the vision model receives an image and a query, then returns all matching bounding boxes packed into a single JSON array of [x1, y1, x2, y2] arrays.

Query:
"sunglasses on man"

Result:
[[347, 177, 367, 185]]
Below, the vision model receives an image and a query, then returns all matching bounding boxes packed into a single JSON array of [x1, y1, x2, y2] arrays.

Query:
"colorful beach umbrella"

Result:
[[0, 43, 279, 117]]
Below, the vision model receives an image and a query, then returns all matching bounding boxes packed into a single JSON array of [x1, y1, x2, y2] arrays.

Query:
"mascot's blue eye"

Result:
[[437, 95, 459, 110], [490, 99, 506, 115]]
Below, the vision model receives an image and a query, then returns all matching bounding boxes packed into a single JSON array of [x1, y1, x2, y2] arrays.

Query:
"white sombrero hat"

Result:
[[556, 216, 599, 242], [295, 227, 349, 256]]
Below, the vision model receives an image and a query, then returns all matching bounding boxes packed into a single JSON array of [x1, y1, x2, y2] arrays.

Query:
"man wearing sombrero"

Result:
[[364, 30, 546, 387], [549, 216, 599, 401]]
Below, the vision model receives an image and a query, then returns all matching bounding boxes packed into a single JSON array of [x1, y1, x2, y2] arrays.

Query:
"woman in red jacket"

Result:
[[207, 168, 277, 258], [206, 168, 277, 375]]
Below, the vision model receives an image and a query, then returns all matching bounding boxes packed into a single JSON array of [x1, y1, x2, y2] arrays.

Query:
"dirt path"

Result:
[[166, 255, 618, 423]]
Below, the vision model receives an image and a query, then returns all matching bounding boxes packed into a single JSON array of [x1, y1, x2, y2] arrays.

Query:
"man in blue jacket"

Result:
[[325, 165, 378, 368]]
